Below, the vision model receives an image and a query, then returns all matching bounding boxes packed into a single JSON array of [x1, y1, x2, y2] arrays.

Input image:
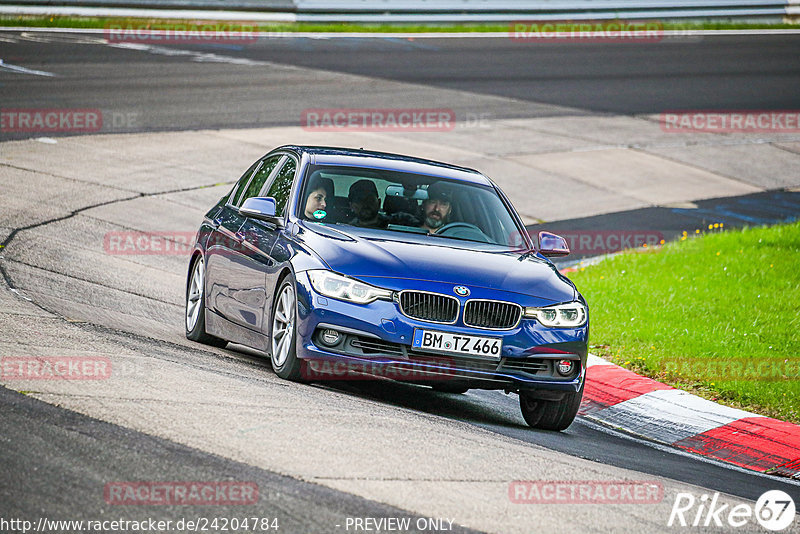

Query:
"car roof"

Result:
[[275, 145, 492, 187]]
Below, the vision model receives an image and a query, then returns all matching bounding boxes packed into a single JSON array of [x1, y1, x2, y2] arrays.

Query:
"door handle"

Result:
[[211, 218, 222, 229]]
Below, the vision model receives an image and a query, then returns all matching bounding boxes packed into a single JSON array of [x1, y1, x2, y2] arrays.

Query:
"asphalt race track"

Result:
[[1, 30, 800, 534], [2, 32, 800, 138]]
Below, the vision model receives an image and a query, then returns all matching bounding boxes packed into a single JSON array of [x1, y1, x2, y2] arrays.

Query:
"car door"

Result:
[[237, 154, 298, 336], [205, 155, 282, 328]]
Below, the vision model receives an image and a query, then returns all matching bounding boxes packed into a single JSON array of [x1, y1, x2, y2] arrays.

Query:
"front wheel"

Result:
[[519, 381, 584, 431], [270, 276, 303, 381], [185, 255, 228, 348]]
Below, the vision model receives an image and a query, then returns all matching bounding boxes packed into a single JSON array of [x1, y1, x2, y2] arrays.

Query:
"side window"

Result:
[[229, 160, 261, 207], [236, 155, 282, 207], [264, 157, 297, 217]]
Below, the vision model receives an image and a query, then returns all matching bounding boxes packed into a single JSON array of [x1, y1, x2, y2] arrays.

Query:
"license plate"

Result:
[[412, 329, 501, 359]]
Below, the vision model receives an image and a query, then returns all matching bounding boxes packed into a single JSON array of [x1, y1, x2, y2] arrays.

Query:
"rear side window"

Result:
[[264, 157, 297, 217], [236, 155, 282, 207]]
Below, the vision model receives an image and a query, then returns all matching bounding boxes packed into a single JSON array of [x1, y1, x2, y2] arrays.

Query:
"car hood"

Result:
[[297, 224, 575, 303]]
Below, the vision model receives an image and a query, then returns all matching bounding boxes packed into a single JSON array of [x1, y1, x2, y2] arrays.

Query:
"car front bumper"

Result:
[[294, 272, 588, 392]]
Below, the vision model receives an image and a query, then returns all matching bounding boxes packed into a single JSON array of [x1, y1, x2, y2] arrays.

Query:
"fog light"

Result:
[[556, 359, 574, 376], [320, 329, 341, 346]]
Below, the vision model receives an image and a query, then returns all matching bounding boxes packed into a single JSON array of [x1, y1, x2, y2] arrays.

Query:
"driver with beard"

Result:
[[420, 181, 455, 233]]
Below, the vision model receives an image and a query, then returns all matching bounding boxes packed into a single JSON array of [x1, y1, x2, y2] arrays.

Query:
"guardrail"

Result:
[[0, 0, 793, 21]]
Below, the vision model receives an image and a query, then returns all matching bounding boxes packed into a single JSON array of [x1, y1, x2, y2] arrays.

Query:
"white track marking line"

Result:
[[587, 353, 614, 367], [0, 59, 56, 77]]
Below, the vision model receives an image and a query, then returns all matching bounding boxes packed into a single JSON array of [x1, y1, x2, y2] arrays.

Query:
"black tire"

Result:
[[519, 381, 584, 431], [185, 255, 228, 348], [431, 383, 470, 394], [269, 276, 303, 381]]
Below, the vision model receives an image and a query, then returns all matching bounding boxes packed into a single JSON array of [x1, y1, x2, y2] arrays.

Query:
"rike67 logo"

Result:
[[668, 490, 796, 531]]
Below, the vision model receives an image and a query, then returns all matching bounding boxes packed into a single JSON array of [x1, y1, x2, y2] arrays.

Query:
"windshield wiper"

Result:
[[425, 232, 483, 244]]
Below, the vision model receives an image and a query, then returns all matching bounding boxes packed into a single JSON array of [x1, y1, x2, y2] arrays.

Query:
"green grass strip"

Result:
[[569, 221, 800, 423]]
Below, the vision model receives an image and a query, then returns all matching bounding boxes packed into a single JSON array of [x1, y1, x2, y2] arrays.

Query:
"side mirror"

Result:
[[538, 231, 570, 257], [239, 197, 281, 225]]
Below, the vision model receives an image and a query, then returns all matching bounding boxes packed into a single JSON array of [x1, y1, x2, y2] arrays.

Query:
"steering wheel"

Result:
[[435, 222, 490, 243]]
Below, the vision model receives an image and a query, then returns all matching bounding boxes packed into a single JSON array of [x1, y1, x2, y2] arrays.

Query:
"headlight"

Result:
[[308, 270, 393, 304], [524, 302, 587, 327]]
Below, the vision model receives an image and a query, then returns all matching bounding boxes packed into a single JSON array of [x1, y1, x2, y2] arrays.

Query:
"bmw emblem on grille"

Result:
[[453, 286, 470, 297]]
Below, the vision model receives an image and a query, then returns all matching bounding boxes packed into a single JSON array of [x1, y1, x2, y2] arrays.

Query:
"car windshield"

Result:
[[297, 164, 527, 251]]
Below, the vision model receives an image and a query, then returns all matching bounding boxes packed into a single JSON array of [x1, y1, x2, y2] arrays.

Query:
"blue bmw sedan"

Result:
[[186, 146, 588, 430]]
